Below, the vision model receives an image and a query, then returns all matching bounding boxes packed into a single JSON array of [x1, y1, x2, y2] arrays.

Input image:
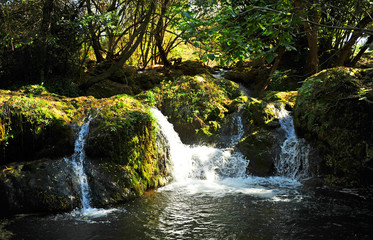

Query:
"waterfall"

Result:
[[273, 104, 310, 179], [65, 118, 93, 210], [151, 108, 248, 182]]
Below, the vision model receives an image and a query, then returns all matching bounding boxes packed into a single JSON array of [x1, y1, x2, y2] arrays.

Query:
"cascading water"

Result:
[[65, 118, 93, 210], [151, 108, 248, 183], [64, 118, 118, 218], [272, 104, 310, 179], [151, 108, 301, 199]]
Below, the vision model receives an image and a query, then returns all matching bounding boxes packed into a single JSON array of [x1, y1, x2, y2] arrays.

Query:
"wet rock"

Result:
[[238, 91, 298, 176], [294, 67, 373, 187], [0, 159, 81, 215], [0, 90, 171, 215], [85, 95, 171, 196], [236, 129, 278, 176]]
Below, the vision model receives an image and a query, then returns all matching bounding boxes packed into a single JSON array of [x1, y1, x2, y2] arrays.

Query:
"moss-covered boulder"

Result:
[[0, 87, 83, 163], [137, 74, 245, 144], [85, 95, 170, 197], [236, 91, 298, 176], [0, 89, 171, 215], [294, 67, 373, 187], [174, 60, 212, 76]]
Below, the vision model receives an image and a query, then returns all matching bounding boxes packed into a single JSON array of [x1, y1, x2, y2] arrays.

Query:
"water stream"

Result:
[[65, 118, 93, 210], [273, 104, 310, 180], [64, 118, 117, 218], [5, 104, 373, 239]]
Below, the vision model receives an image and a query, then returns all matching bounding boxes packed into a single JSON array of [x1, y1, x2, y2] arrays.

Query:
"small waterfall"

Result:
[[65, 118, 93, 210], [273, 104, 310, 179], [151, 108, 248, 182]]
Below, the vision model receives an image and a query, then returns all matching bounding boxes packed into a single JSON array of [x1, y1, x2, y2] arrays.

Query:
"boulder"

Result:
[[237, 91, 298, 177], [85, 95, 171, 195], [0, 88, 80, 164], [174, 60, 212, 76], [0, 90, 171, 215], [294, 67, 373, 187], [137, 74, 245, 144], [0, 159, 81, 215]]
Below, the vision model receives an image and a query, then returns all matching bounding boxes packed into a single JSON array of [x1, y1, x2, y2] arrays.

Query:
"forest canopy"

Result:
[[1, 0, 372, 93]]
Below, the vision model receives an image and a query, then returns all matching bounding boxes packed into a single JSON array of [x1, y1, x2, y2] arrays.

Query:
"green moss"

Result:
[[243, 97, 281, 128], [86, 94, 166, 197], [294, 67, 373, 187], [263, 91, 298, 109], [136, 74, 246, 143]]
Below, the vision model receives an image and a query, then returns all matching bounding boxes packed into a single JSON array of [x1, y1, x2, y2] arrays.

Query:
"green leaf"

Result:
[[208, 54, 215, 60], [266, 53, 278, 64]]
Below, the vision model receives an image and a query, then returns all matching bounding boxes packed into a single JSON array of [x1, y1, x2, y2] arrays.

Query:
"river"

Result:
[[5, 107, 373, 239]]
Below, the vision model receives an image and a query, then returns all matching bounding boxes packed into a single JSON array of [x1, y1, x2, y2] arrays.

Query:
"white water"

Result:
[[65, 118, 117, 218], [67, 118, 92, 210], [272, 104, 310, 180], [151, 108, 302, 199]]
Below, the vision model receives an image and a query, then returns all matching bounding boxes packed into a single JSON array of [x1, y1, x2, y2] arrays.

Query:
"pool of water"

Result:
[[6, 178, 373, 240]]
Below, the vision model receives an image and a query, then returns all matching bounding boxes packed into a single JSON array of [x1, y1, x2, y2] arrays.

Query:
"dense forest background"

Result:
[[1, 0, 373, 95]]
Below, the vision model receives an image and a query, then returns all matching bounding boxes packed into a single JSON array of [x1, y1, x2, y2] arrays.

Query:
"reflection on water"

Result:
[[7, 183, 373, 240]]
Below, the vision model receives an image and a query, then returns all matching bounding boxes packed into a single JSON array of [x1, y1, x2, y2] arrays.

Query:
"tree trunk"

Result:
[[263, 46, 286, 90], [336, 13, 373, 66], [80, 1, 156, 90], [350, 35, 373, 67], [39, 0, 54, 82], [87, 0, 104, 63], [293, 0, 319, 74], [154, 0, 170, 67]]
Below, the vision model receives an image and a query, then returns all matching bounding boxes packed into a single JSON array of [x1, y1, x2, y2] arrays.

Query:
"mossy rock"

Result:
[[238, 91, 298, 176], [174, 60, 212, 76], [224, 61, 271, 94], [0, 89, 78, 163], [137, 74, 245, 144], [242, 98, 280, 129], [85, 94, 170, 196], [294, 67, 373, 187], [86, 79, 135, 98], [0, 89, 171, 214], [236, 128, 277, 176]]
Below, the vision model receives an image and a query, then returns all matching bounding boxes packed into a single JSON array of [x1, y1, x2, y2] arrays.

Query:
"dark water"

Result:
[[5, 180, 373, 240]]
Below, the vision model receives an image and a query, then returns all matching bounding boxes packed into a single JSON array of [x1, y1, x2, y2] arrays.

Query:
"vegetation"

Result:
[[1, 0, 373, 92], [294, 67, 373, 186], [137, 74, 245, 143], [0, 0, 373, 218]]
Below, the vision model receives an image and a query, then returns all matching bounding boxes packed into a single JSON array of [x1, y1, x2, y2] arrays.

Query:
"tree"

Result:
[[79, 0, 157, 90], [0, 0, 84, 87]]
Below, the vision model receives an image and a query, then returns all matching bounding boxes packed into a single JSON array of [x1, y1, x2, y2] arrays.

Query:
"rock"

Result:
[[85, 95, 171, 196], [238, 91, 298, 176], [294, 67, 373, 187], [0, 89, 79, 164], [236, 129, 277, 176], [86, 79, 135, 98], [137, 74, 245, 144], [174, 60, 212, 76], [0, 159, 81, 215], [0, 90, 171, 215]]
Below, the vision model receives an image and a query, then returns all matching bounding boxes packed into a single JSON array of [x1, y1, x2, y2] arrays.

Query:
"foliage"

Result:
[[294, 67, 373, 187], [173, 0, 298, 65], [0, 0, 84, 86], [137, 74, 244, 143]]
